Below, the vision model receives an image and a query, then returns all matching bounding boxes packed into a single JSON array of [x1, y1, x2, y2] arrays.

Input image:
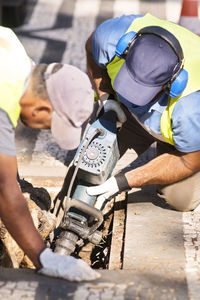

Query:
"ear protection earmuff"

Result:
[[116, 26, 188, 98]]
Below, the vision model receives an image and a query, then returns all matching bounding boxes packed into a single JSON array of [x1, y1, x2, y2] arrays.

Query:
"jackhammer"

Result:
[[54, 100, 126, 256]]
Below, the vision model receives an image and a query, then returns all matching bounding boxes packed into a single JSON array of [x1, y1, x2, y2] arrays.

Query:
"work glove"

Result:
[[38, 248, 100, 282], [87, 174, 131, 210]]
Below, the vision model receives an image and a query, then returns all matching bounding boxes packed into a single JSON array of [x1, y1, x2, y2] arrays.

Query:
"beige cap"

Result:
[[44, 63, 94, 149]]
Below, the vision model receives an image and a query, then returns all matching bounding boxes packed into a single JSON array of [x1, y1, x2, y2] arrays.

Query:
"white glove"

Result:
[[87, 174, 131, 210], [38, 248, 100, 282]]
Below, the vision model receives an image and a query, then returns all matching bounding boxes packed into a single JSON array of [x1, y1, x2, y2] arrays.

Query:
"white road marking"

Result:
[[166, 0, 182, 23], [16, 0, 63, 63], [62, 0, 101, 70], [113, 0, 140, 18]]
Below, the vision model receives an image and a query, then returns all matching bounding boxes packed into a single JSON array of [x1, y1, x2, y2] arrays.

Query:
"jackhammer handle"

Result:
[[100, 109, 118, 122], [67, 198, 104, 234], [101, 99, 127, 123]]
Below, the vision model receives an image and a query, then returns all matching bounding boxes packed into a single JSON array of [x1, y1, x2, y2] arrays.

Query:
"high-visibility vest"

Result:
[[0, 26, 32, 127], [107, 13, 200, 145]]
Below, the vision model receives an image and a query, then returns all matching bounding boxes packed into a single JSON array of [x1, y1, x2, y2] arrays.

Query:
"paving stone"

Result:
[[1, 1, 199, 300]]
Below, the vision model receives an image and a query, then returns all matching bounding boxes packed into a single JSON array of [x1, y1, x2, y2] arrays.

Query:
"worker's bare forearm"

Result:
[[0, 154, 45, 268], [0, 181, 45, 268], [86, 33, 114, 98], [125, 150, 200, 188]]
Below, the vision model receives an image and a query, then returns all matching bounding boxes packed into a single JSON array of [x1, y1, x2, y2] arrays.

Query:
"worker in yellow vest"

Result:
[[0, 26, 100, 281], [86, 13, 200, 212]]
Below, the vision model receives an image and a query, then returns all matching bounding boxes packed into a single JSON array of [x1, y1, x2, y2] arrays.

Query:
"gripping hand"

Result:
[[87, 174, 131, 210], [38, 248, 100, 282]]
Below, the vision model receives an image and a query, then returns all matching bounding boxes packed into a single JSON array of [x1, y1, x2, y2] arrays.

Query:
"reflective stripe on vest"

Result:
[[107, 13, 200, 145]]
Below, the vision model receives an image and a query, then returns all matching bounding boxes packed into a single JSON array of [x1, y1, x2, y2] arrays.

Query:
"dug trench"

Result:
[[0, 175, 127, 270]]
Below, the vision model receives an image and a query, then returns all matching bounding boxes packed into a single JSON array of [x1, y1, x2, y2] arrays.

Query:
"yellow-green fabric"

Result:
[[107, 13, 200, 145], [0, 26, 32, 127]]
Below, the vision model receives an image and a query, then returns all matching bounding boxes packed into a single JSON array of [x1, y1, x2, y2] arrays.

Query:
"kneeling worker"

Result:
[[0, 26, 99, 281], [86, 13, 200, 212]]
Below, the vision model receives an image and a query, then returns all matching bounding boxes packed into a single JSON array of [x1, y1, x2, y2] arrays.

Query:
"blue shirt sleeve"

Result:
[[92, 14, 143, 68], [172, 91, 200, 152]]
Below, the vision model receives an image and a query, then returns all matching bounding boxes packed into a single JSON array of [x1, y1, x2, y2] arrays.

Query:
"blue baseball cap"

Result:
[[113, 33, 179, 106]]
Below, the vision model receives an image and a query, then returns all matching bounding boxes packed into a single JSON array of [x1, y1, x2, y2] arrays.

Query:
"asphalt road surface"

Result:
[[1, 1, 200, 300]]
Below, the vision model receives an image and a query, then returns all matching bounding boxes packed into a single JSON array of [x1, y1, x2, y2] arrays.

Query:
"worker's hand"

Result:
[[38, 248, 100, 282], [87, 174, 131, 210]]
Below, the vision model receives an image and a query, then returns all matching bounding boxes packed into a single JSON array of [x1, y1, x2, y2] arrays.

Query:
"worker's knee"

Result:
[[157, 171, 200, 212], [158, 187, 198, 212]]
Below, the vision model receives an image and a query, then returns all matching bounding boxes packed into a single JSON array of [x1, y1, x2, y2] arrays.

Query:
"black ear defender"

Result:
[[115, 26, 188, 98]]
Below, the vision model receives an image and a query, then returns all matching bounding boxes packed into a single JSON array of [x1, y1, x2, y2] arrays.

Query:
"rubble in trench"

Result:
[[0, 178, 57, 269], [0, 178, 115, 269]]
